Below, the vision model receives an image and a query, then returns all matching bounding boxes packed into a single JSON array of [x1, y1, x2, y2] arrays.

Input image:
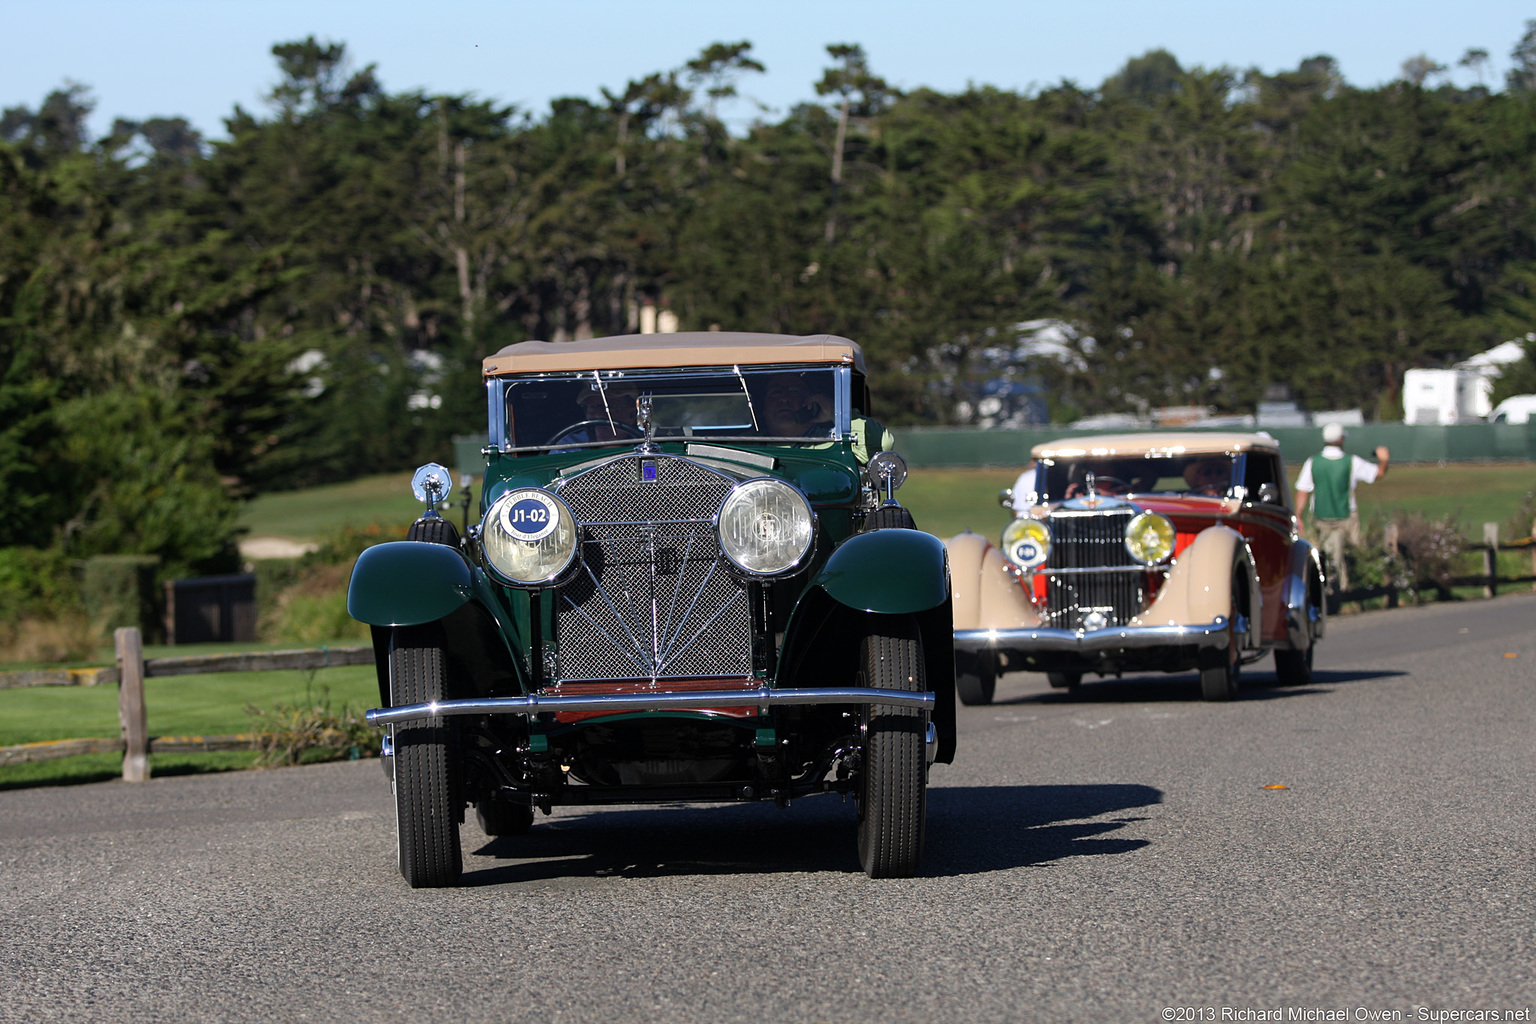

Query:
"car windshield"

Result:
[[1039, 454, 1237, 500], [497, 366, 845, 450]]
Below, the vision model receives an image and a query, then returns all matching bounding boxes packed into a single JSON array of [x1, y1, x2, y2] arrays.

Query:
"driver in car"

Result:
[[565, 384, 640, 443], [762, 373, 833, 437]]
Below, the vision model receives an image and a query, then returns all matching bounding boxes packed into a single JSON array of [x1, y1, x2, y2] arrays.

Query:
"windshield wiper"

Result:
[[733, 364, 760, 431]]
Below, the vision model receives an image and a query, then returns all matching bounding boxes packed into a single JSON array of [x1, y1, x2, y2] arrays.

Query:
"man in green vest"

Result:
[[1293, 422, 1390, 594]]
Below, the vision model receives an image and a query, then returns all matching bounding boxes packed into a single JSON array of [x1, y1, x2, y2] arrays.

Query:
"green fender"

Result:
[[775, 527, 956, 764], [347, 541, 474, 627], [811, 527, 950, 613]]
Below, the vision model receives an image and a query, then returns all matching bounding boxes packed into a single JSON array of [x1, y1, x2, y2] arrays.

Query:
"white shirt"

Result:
[[1010, 466, 1038, 513], [1294, 445, 1378, 512]]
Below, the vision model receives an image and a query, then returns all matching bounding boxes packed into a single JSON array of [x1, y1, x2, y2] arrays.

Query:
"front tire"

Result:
[[389, 624, 462, 887], [861, 506, 917, 531], [955, 650, 996, 705], [856, 614, 928, 879], [1199, 586, 1243, 702], [1273, 645, 1313, 686], [1275, 584, 1320, 686]]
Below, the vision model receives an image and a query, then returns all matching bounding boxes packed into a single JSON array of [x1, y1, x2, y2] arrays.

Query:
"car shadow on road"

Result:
[[459, 782, 1159, 886], [993, 667, 1405, 705]]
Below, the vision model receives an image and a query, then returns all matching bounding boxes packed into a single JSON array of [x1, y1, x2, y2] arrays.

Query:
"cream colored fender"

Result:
[[1132, 526, 1261, 650], [944, 531, 1040, 631]]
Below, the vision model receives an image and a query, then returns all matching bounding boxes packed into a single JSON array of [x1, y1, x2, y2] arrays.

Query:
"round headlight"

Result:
[[482, 488, 578, 585], [718, 478, 814, 576], [1124, 511, 1175, 565], [1001, 517, 1051, 571]]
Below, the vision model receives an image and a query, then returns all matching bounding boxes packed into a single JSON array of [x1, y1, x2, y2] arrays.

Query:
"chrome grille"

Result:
[[553, 455, 752, 682], [1044, 507, 1146, 629]]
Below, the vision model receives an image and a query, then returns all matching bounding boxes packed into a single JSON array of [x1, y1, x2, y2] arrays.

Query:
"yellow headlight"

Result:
[[1124, 511, 1175, 565], [1001, 517, 1051, 571]]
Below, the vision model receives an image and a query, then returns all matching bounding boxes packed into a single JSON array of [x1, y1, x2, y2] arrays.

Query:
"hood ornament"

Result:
[[636, 394, 659, 453]]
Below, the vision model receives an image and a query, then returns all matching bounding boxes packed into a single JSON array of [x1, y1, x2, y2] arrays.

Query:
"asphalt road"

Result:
[[3, 595, 1534, 1023]]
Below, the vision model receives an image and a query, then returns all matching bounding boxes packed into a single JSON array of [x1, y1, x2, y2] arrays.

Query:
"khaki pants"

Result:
[[1313, 512, 1361, 593]]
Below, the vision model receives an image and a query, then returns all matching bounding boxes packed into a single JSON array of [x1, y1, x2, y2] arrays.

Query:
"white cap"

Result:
[[1322, 422, 1344, 444]]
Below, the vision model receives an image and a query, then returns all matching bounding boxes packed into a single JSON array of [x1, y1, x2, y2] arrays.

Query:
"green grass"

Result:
[[1354, 463, 1536, 535], [902, 468, 1020, 541], [0, 751, 260, 791], [240, 472, 425, 541], [0, 664, 379, 747]]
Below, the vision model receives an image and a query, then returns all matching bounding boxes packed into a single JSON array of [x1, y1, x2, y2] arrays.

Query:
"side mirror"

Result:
[[997, 488, 1014, 509], [866, 451, 908, 505], [411, 463, 453, 514], [1256, 483, 1282, 505]]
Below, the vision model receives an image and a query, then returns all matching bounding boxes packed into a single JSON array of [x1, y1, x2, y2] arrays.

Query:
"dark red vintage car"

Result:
[[947, 433, 1325, 702]]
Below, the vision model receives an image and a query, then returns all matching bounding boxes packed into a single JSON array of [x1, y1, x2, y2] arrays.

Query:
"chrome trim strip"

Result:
[[833, 365, 851, 440], [366, 686, 937, 725], [580, 517, 717, 529], [487, 380, 505, 448], [954, 617, 1234, 653], [1043, 565, 1152, 577]]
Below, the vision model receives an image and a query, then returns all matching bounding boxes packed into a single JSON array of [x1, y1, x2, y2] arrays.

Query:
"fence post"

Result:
[[115, 626, 150, 782], [1382, 522, 1400, 608], [1483, 523, 1498, 599]]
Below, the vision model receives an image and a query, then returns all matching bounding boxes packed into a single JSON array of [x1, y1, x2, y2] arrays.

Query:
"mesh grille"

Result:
[[1044, 507, 1146, 629], [553, 455, 753, 681]]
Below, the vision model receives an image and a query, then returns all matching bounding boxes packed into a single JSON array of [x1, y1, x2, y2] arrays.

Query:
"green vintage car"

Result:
[[349, 332, 955, 886]]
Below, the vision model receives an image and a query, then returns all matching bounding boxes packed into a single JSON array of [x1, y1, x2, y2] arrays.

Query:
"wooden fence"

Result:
[[0, 629, 372, 779], [1339, 518, 1536, 607]]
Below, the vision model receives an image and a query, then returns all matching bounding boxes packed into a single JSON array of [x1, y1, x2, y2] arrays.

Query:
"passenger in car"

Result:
[[1183, 457, 1231, 496]]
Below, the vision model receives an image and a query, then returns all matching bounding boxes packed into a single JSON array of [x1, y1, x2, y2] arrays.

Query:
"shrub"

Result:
[[0, 546, 83, 622], [1506, 488, 1536, 543], [246, 684, 377, 767], [0, 612, 98, 665], [1347, 520, 1415, 595], [0, 547, 97, 664], [256, 522, 404, 644], [303, 522, 407, 569], [79, 554, 162, 639], [1391, 512, 1465, 589]]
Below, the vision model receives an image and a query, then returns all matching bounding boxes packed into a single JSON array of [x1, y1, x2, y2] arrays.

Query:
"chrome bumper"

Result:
[[954, 616, 1239, 654], [366, 686, 935, 727]]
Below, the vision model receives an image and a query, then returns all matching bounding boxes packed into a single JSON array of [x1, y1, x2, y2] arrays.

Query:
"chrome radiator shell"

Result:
[[1042, 506, 1146, 629], [552, 455, 753, 682]]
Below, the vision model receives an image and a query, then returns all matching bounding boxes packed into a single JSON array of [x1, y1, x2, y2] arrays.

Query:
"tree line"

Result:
[[4, 29, 1536, 578]]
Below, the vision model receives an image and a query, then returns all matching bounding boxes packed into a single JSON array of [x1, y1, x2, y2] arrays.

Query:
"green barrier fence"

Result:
[[891, 422, 1536, 467], [456, 423, 1536, 475]]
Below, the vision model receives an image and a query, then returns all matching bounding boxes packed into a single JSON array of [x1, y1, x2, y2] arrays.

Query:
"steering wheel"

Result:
[[545, 419, 645, 446], [1090, 476, 1130, 495]]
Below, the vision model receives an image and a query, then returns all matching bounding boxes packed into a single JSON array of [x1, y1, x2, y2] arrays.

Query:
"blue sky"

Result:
[[4, 1, 1531, 140]]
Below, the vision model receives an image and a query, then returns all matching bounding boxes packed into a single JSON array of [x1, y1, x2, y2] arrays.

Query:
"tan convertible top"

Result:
[[483, 332, 865, 376], [1032, 432, 1282, 459]]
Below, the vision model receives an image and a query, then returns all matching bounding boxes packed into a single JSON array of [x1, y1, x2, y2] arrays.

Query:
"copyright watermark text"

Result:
[[1160, 1008, 1532, 1023]]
